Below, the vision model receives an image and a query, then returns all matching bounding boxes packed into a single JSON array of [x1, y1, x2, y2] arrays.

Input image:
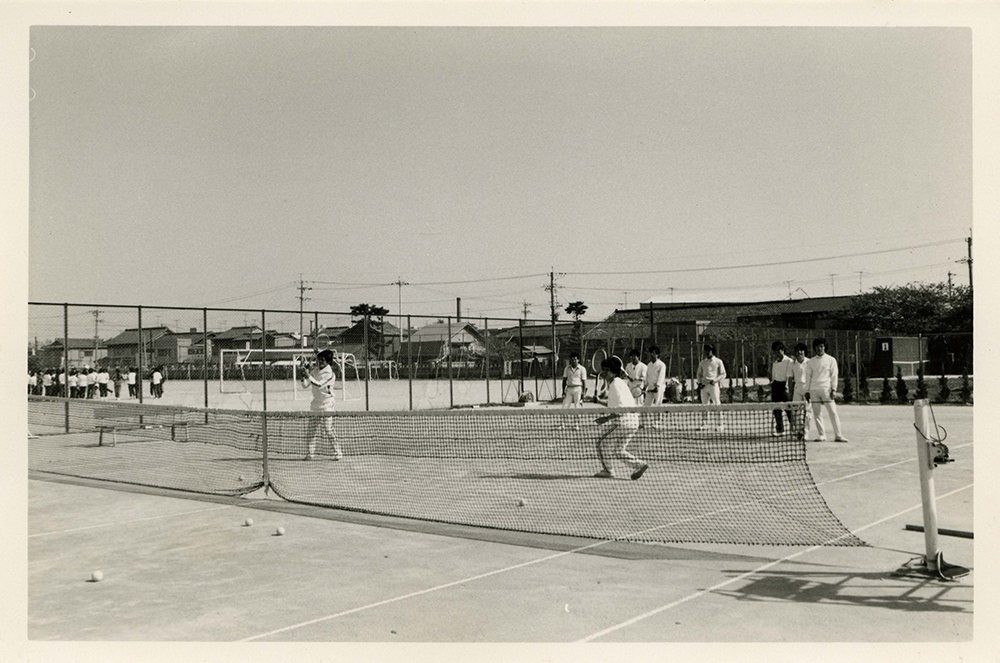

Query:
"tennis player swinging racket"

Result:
[[593, 356, 649, 480]]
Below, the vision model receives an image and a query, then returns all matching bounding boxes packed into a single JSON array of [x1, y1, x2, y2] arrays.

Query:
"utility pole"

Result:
[[391, 278, 408, 342], [522, 301, 532, 320], [297, 275, 312, 344], [856, 271, 865, 294], [947, 271, 954, 296], [90, 308, 103, 367], [543, 269, 564, 323], [956, 230, 972, 292], [669, 287, 674, 304], [785, 281, 792, 299], [829, 274, 837, 296]]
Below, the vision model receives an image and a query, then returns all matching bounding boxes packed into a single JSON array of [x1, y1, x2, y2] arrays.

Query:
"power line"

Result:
[[569, 238, 964, 277]]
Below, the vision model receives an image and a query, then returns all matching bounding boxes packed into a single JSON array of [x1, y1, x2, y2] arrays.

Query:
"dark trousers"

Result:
[[771, 381, 790, 433]]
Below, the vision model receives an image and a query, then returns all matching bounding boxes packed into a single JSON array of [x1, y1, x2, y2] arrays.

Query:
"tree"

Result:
[[350, 303, 390, 323], [935, 373, 951, 404], [564, 301, 588, 354], [959, 369, 972, 404], [564, 301, 588, 321], [914, 367, 928, 400], [879, 377, 893, 404], [842, 374, 854, 403], [895, 367, 909, 404], [840, 282, 972, 333]]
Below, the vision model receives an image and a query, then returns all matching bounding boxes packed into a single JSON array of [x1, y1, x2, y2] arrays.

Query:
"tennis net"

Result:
[[27, 396, 864, 546]]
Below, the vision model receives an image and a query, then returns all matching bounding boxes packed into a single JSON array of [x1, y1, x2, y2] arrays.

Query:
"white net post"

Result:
[[914, 398, 940, 572]]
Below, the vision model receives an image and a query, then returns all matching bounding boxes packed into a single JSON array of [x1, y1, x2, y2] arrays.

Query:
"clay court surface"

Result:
[[28, 404, 973, 642]]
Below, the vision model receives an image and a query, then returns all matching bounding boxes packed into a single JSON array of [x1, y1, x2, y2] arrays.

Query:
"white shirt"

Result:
[[42, 374, 53, 387], [98, 371, 110, 384], [68, 375, 78, 387], [643, 358, 666, 391], [306, 364, 336, 410], [152, 371, 162, 385], [791, 358, 808, 387], [606, 377, 640, 429], [78, 372, 90, 386], [804, 353, 838, 393], [127, 371, 137, 384], [697, 356, 727, 386], [563, 364, 587, 388], [771, 355, 794, 382], [625, 360, 647, 386]]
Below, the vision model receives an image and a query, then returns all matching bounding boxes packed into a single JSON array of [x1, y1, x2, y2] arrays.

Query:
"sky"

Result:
[[26, 25, 973, 331]]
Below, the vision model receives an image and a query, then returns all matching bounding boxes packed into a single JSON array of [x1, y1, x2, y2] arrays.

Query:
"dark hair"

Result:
[[317, 349, 335, 365], [794, 343, 808, 353], [629, 349, 640, 358], [704, 344, 716, 354], [569, 352, 580, 360], [606, 355, 626, 378], [771, 341, 785, 352], [812, 338, 827, 350], [649, 345, 660, 354]]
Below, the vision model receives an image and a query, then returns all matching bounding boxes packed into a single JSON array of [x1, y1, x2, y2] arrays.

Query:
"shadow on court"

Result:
[[712, 569, 973, 613]]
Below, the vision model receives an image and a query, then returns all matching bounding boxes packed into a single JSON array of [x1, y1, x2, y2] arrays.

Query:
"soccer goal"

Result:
[[219, 348, 362, 401]]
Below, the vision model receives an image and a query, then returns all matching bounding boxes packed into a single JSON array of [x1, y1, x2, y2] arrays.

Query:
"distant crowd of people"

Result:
[[27, 365, 168, 400]]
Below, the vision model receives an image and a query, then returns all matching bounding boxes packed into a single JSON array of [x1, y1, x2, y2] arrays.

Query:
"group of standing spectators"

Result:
[[27, 365, 168, 400], [560, 338, 847, 442]]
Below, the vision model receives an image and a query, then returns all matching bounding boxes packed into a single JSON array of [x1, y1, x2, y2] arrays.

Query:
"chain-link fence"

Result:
[[27, 301, 973, 417]]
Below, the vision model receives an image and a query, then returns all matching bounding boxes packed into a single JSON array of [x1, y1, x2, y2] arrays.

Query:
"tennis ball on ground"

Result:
[[238, 475, 246, 482], [244, 518, 254, 527], [276, 526, 285, 536], [91, 570, 103, 582]]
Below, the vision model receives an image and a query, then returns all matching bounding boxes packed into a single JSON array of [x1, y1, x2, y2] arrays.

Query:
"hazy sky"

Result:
[[28, 26, 972, 321]]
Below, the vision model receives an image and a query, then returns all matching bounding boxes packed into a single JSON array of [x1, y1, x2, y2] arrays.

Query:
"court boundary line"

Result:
[[578, 482, 974, 642], [239, 444, 972, 642]]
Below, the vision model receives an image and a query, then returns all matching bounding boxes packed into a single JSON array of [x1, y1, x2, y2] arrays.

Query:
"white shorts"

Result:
[[563, 385, 583, 407]]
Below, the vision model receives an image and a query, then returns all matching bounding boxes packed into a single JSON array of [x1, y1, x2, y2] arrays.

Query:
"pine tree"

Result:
[[842, 374, 854, 403], [914, 367, 928, 400], [880, 377, 893, 404], [936, 373, 951, 403], [895, 367, 909, 404], [959, 368, 972, 404]]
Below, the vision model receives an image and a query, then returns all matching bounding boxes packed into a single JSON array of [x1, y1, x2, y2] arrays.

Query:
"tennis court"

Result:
[[28, 402, 973, 642]]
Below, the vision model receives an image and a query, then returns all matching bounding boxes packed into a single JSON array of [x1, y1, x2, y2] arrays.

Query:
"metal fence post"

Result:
[[407, 315, 413, 411], [63, 303, 69, 432], [484, 317, 491, 404], [447, 316, 454, 409]]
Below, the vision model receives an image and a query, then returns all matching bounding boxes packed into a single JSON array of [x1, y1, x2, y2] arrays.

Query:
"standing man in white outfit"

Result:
[[789, 343, 814, 439], [301, 349, 344, 461], [697, 344, 727, 431], [562, 352, 588, 407], [642, 346, 666, 406], [804, 338, 848, 443], [625, 349, 647, 401]]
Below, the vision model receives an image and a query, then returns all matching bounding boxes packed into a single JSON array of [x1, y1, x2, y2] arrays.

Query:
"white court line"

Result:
[[29, 504, 237, 538], [240, 443, 973, 642], [578, 482, 974, 642]]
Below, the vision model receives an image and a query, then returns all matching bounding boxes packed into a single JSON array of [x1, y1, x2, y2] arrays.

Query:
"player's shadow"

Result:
[[713, 569, 972, 613], [479, 472, 594, 480]]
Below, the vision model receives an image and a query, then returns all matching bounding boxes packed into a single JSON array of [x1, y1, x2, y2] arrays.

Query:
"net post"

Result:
[[914, 398, 939, 572], [261, 310, 267, 412]]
